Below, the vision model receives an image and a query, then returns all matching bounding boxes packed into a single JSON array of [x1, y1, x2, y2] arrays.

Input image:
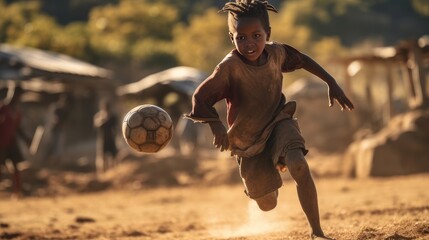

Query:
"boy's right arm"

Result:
[[187, 65, 230, 152]]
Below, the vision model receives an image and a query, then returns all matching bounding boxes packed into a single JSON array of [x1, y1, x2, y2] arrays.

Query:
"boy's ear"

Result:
[[266, 28, 271, 41], [229, 32, 234, 44]]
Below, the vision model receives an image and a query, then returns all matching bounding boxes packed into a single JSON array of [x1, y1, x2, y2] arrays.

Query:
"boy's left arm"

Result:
[[301, 54, 354, 111]]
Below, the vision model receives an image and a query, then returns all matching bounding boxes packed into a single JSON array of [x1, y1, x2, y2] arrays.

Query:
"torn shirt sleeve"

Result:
[[185, 64, 230, 123]]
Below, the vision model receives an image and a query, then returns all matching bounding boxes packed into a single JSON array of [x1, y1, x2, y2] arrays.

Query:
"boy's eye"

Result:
[[254, 34, 261, 38], [236, 36, 245, 40]]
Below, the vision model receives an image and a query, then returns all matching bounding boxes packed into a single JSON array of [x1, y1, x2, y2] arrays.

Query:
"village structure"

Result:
[[0, 44, 117, 170], [339, 35, 429, 177]]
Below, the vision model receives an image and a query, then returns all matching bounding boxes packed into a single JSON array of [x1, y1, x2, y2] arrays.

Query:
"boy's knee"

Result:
[[255, 190, 278, 211], [285, 149, 310, 180]]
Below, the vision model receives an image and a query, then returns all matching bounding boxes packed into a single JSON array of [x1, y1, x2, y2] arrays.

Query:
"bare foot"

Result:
[[311, 234, 335, 240]]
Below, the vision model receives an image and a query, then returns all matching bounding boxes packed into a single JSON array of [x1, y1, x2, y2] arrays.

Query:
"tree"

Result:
[[87, 0, 178, 67], [280, 0, 429, 47], [270, 1, 346, 61], [0, 1, 55, 46], [0, 1, 93, 60], [173, 9, 230, 72]]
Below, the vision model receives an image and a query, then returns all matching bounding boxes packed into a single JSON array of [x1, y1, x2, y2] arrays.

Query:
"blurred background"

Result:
[[0, 0, 428, 196]]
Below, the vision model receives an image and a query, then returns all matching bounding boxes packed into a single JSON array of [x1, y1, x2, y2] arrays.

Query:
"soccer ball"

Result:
[[122, 104, 173, 153]]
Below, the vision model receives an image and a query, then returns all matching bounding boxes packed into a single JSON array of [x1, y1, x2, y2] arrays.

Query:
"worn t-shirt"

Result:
[[186, 42, 305, 157]]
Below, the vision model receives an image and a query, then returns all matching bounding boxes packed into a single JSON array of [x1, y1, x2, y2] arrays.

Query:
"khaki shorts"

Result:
[[237, 118, 307, 199]]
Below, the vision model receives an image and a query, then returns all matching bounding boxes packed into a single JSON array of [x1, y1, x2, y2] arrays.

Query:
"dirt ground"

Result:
[[0, 150, 428, 240]]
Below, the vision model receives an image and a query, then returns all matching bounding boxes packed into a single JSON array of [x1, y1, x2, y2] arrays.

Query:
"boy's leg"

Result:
[[284, 148, 326, 238], [238, 153, 283, 212], [255, 190, 278, 211]]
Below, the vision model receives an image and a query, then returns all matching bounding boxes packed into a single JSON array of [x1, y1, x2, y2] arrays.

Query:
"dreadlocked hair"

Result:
[[219, 0, 278, 33]]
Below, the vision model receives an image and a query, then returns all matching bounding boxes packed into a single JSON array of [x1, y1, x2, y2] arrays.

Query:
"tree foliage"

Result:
[[88, 0, 178, 63], [173, 9, 230, 72], [0, 1, 93, 60]]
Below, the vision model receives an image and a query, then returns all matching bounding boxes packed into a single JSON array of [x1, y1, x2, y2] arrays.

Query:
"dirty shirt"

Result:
[[0, 104, 22, 149], [186, 42, 305, 157]]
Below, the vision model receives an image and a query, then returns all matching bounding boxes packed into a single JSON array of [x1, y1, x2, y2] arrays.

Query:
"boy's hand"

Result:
[[328, 83, 354, 111], [208, 121, 229, 152]]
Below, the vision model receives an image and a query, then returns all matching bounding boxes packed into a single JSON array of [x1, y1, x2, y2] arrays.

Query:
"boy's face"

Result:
[[229, 17, 270, 66]]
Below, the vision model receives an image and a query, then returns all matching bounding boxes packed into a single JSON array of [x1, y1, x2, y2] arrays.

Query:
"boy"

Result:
[[186, 1, 354, 239]]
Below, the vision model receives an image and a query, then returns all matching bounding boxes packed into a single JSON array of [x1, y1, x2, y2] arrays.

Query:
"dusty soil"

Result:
[[0, 151, 428, 240]]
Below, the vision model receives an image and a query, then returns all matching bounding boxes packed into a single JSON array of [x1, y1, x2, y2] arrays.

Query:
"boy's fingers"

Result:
[[340, 96, 354, 111], [346, 98, 355, 110], [337, 98, 346, 111], [337, 101, 344, 111], [223, 138, 229, 151], [329, 96, 334, 107], [214, 137, 220, 148]]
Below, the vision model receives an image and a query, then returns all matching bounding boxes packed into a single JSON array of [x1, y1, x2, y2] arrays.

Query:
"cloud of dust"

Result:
[[208, 200, 288, 238]]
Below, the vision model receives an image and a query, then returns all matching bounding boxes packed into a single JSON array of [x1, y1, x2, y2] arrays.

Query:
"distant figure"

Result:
[[0, 83, 30, 197], [45, 94, 69, 164], [185, 1, 354, 240], [93, 99, 118, 173]]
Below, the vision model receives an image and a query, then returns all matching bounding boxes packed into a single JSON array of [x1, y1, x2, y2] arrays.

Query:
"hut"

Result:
[[0, 44, 117, 169], [339, 36, 429, 178]]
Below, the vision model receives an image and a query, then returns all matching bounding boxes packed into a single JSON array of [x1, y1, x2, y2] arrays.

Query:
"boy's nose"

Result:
[[245, 40, 255, 47]]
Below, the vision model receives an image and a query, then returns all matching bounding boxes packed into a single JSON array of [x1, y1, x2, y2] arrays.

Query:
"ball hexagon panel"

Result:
[[127, 112, 143, 128], [142, 117, 161, 130], [139, 105, 159, 117], [158, 111, 173, 128], [140, 143, 160, 153], [156, 127, 172, 145], [129, 127, 148, 145], [126, 139, 141, 152]]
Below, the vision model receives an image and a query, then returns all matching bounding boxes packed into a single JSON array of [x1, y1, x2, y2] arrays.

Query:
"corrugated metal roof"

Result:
[[0, 44, 111, 79], [117, 66, 207, 97]]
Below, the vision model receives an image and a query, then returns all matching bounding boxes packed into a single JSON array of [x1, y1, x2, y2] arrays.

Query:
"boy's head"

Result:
[[220, 0, 277, 35], [220, 0, 278, 65]]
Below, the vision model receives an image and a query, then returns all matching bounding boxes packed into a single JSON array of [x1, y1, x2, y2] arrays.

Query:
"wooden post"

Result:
[[343, 62, 352, 98], [384, 61, 394, 123], [364, 63, 374, 110], [399, 59, 417, 109], [409, 40, 428, 109], [343, 61, 359, 130]]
